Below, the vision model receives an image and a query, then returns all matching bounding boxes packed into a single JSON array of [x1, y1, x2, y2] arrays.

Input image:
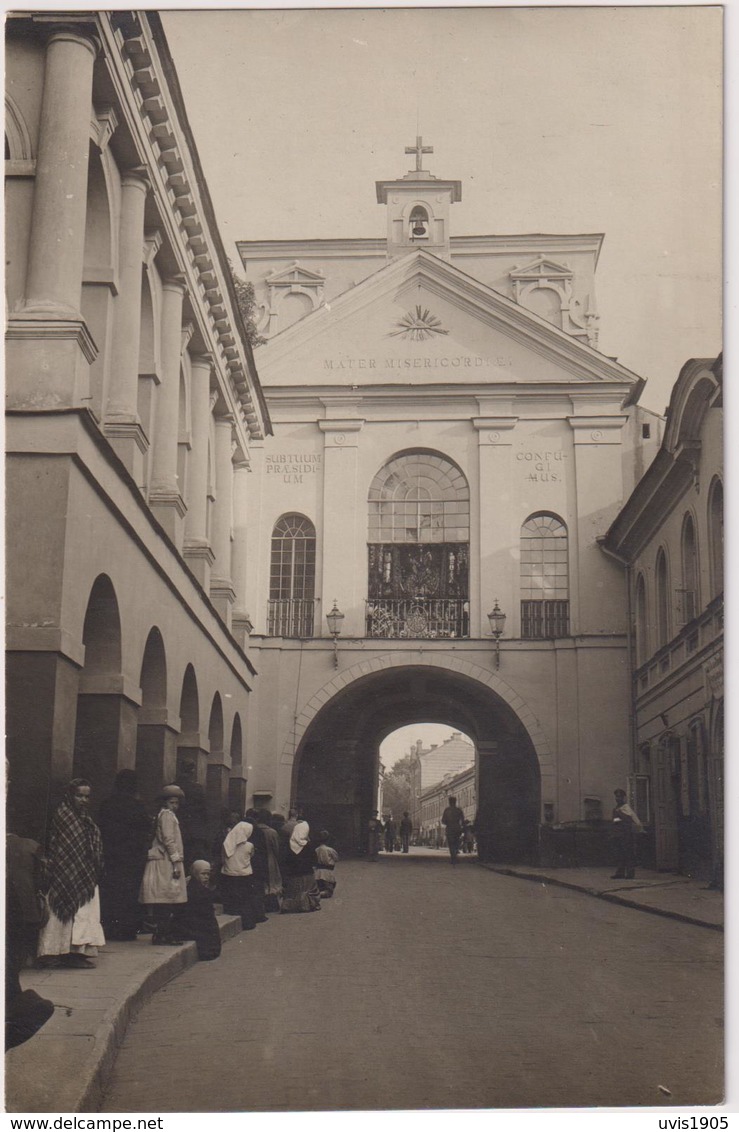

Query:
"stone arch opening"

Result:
[[135, 627, 170, 804], [293, 664, 542, 862], [206, 693, 227, 821], [228, 713, 247, 814], [72, 575, 125, 804]]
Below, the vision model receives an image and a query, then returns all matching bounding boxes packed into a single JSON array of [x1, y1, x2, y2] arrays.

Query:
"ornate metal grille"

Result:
[[520, 600, 569, 639], [366, 599, 469, 639], [366, 453, 470, 639], [267, 598, 315, 638]]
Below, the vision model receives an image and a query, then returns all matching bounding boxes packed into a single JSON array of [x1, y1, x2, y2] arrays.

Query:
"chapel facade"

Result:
[[236, 141, 664, 859]]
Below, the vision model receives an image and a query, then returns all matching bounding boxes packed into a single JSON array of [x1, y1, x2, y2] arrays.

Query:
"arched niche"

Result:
[[73, 576, 127, 804], [228, 712, 247, 815], [135, 627, 172, 805]]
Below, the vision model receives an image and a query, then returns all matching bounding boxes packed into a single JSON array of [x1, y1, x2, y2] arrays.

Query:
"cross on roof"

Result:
[[405, 135, 433, 172]]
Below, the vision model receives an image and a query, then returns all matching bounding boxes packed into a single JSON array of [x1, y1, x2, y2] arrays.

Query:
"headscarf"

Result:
[[289, 820, 310, 855], [223, 821, 253, 859], [45, 797, 104, 923]]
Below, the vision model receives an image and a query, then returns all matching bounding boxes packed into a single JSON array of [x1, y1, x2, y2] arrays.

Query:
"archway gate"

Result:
[[291, 659, 549, 863]]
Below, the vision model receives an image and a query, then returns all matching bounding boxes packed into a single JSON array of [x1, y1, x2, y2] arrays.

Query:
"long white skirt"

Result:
[[37, 886, 106, 957]]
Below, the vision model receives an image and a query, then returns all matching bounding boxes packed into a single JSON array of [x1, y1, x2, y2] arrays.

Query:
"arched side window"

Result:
[[679, 513, 699, 624], [268, 514, 316, 637], [635, 572, 648, 666], [367, 451, 469, 639], [655, 547, 670, 649], [708, 477, 723, 599], [520, 513, 569, 638]]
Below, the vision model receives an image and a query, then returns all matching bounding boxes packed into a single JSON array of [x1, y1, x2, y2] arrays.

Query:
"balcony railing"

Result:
[[366, 599, 469, 639], [266, 598, 315, 638], [521, 599, 569, 639]]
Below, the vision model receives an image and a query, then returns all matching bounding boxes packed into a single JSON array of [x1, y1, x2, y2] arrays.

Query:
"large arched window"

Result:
[[708, 477, 723, 599], [268, 514, 316, 637], [635, 572, 648, 666], [367, 451, 469, 638], [520, 513, 569, 638], [680, 513, 699, 624], [655, 547, 670, 649]]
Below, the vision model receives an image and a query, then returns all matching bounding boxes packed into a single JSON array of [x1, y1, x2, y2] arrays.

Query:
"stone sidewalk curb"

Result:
[[6, 914, 243, 1114], [479, 864, 723, 932]]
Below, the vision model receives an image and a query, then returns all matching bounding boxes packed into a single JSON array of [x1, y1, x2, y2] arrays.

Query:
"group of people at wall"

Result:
[[371, 804, 476, 857], [5, 770, 338, 1051]]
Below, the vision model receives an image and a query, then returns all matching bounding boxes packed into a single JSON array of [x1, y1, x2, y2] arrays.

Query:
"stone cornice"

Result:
[[237, 233, 605, 267], [95, 12, 270, 442]]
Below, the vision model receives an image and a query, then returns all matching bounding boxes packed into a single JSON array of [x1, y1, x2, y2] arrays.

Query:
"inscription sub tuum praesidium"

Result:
[[265, 454, 323, 484]]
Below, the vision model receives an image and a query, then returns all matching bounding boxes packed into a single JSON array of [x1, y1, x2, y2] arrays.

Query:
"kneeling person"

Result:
[[173, 860, 221, 961]]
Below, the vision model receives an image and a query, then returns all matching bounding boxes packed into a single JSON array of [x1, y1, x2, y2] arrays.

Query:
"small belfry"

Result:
[[376, 135, 462, 261]]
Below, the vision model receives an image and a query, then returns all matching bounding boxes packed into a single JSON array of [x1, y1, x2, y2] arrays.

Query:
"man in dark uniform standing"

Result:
[[441, 796, 465, 865]]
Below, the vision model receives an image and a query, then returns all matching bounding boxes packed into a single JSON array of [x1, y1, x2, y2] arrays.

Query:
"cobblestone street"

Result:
[[101, 855, 722, 1111]]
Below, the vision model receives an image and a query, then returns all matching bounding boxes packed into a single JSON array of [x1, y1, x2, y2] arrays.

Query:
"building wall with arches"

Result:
[[5, 13, 270, 841], [604, 356, 723, 881]]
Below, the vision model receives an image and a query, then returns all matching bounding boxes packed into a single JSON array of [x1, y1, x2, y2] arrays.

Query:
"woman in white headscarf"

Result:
[[219, 818, 262, 930], [280, 820, 321, 913]]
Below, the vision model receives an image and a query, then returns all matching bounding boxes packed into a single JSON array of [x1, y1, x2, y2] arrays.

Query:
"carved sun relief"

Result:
[[390, 305, 449, 342]]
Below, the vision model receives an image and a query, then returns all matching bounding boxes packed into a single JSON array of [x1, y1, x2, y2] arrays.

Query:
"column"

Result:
[[318, 418, 365, 637], [105, 170, 150, 480], [7, 27, 99, 412], [23, 27, 97, 318], [183, 354, 216, 587], [231, 458, 253, 646], [210, 415, 236, 625], [474, 415, 518, 636], [149, 278, 187, 546]]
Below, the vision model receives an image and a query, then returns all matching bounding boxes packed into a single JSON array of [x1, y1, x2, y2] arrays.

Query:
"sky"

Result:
[[162, 5, 723, 414]]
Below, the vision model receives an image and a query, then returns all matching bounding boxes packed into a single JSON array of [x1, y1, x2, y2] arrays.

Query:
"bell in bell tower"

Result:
[[376, 136, 462, 262]]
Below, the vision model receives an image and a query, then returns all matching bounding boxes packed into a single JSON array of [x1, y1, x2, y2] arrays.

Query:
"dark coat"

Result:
[[173, 877, 221, 961]]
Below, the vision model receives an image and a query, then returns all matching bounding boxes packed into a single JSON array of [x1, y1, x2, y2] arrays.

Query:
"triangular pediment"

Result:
[[265, 260, 326, 286], [509, 256, 573, 280], [255, 250, 644, 396]]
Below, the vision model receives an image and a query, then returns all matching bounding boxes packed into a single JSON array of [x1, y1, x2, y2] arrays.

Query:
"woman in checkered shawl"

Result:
[[37, 779, 105, 969]]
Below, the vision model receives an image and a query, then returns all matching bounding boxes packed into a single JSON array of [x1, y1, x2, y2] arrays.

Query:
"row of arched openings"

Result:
[[267, 450, 570, 639], [74, 575, 245, 811], [634, 477, 723, 666]]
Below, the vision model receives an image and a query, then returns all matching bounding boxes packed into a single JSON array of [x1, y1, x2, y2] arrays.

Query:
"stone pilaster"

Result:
[[105, 170, 150, 481], [231, 458, 253, 647], [150, 277, 187, 545], [209, 415, 236, 626], [134, 708, 179, 806], [473, 415, 518, 636], [318, 417, 365, 638], [567, 412, 628, 633], [183, 353, 216, 587]]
